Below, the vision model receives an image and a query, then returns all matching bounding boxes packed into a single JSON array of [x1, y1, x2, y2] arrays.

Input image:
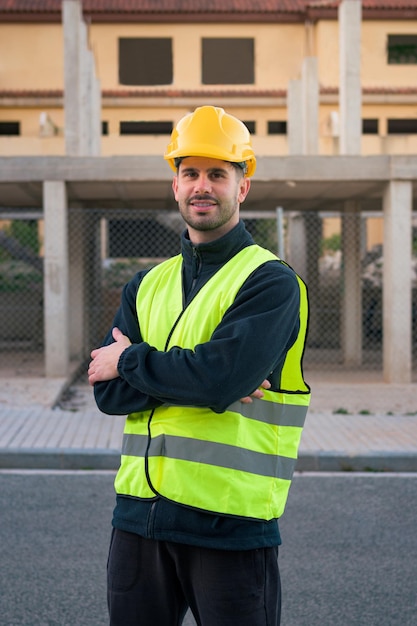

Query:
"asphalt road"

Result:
[[1, 471, 416, 626]]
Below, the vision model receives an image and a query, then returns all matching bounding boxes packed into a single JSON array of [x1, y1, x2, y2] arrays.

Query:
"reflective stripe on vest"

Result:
[[114, 245, 310, 520]]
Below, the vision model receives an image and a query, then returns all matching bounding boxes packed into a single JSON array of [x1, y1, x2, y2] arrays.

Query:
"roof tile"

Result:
[[1, 1, 417, 17], [0, 1, 308, 13]]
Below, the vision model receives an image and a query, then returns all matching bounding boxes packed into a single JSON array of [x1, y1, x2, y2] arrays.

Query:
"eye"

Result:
[[209, 170, 226, 180], [181, 169, 198, 179]]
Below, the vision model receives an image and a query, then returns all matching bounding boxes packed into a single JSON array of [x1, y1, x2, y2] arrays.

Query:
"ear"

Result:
[[172, 176, 179, 200], [238, 177, 251, 204]]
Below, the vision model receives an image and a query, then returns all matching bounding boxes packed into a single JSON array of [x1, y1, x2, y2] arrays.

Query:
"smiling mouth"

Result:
[[191, 202, 215, 209], [189, 197, 217, 211]]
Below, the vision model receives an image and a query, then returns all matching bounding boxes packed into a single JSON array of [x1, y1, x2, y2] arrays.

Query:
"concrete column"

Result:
[[304, 212, 322, 346], [63, 0, 101, 156], [63, 0, 81, 156], [287, 80, 303, 155], [339, 1, 363, 367], [341, 201, 362, 365], [301, 57, 319, 155], [286, 212, 307, 278], [339, 0, 362, 155], [286, 81, 307, 279], [79, 44, 101, 156], [287, 60, 319, 330], [382, 181, 412, 383], [287, 213, 321, 346], [78, 19, 91, 156], [43, 181, 70, 377], [90, 53, 102, 156]]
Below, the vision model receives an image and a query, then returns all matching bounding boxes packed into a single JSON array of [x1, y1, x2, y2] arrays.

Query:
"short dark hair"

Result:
[[174, 157, 247, 175]]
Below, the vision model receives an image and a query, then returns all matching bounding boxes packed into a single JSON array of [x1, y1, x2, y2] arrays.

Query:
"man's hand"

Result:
[[88, 327, 131, 386], [240, 379, 271, 404]]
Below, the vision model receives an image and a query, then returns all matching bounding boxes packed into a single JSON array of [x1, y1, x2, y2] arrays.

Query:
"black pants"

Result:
[[107, 528, 281, 626]]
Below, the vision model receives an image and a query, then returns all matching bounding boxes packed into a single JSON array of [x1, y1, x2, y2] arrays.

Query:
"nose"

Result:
[[194, 174, 212, 194]]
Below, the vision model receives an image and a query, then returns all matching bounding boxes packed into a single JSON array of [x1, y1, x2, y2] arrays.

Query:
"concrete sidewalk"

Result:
[[0, 376, 416, 472]]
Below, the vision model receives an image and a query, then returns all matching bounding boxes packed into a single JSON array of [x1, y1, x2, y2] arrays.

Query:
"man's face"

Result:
[[172, 156, 251, 244]]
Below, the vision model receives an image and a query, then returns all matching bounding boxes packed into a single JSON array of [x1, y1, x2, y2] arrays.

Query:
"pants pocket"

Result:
[[107, 528, 140, 592]]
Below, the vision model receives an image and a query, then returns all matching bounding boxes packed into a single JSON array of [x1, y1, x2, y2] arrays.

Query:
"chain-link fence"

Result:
[[290, 211, 417, 373], [1, 208, 416, 377], [0, 214, 44, 375]]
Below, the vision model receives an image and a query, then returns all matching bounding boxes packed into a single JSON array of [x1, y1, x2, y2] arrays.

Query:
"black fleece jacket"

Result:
[[94, 220, 301, 549]]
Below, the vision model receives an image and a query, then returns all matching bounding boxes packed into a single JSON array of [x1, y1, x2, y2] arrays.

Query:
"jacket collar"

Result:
[[181, 219, 254, 267]]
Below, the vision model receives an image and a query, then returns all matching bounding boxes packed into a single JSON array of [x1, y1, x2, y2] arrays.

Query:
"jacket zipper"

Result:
[[190, 246, 202, 295], [146, 500, 157, 538]]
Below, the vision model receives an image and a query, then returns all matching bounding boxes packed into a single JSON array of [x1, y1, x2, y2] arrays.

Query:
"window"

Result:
[[102, 121, 109, 135], [0, 122, 20, 135], [362, 119, 379, 135], [387, 35, 417, 64], [202, 38, 254, 84], [119, 38, 173, 85], [120, 121, 173, 135], [387, 119, 417, 134], [268, 121, 287, 135]]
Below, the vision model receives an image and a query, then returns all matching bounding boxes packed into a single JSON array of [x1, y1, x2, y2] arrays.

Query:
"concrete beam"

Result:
[[0, 155, 403, 183]]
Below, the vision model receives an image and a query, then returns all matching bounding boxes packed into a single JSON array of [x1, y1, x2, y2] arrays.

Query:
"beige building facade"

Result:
[[0, 0, 416, 386], [1, 1, 417, 158]]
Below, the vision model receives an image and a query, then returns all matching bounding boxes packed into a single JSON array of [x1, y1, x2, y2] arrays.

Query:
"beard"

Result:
[[178, 196, 239, 233]]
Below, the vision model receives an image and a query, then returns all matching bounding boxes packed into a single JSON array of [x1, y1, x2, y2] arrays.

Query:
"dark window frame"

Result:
[[268, 121, 287, 135], [0, 121, 20, 135], [120, 121, 173, 136], [387, 118, 417, 134], [387, 34, 417, 64], [362, 119, 379, 135], [118, 38, 173, 86], [202, 38, 255, 85]]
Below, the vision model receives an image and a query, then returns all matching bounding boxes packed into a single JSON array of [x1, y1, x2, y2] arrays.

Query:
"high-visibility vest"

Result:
[[114, 245, 310, 521]]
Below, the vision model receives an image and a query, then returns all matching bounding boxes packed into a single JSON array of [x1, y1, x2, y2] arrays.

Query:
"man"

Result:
[[88, 105, 310, 626]]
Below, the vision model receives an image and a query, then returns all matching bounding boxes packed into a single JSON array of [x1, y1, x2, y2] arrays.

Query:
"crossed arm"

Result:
[[90, 261, 299, 415], [88, 326, 271, 405]]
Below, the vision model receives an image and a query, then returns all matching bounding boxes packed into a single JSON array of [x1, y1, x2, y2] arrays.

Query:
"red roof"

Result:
[[1, 0, 417, 15], [0, 0, 309, 13], [310, 0, 417, 7]]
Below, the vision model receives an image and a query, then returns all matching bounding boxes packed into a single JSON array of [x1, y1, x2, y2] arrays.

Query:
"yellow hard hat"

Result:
[[164, 106, 256, 177]]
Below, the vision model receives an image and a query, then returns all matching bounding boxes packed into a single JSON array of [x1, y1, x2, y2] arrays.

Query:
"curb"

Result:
[[1, 449, 416, 473], [0, 448, 120, 471], [297, 451, 417, 473]]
